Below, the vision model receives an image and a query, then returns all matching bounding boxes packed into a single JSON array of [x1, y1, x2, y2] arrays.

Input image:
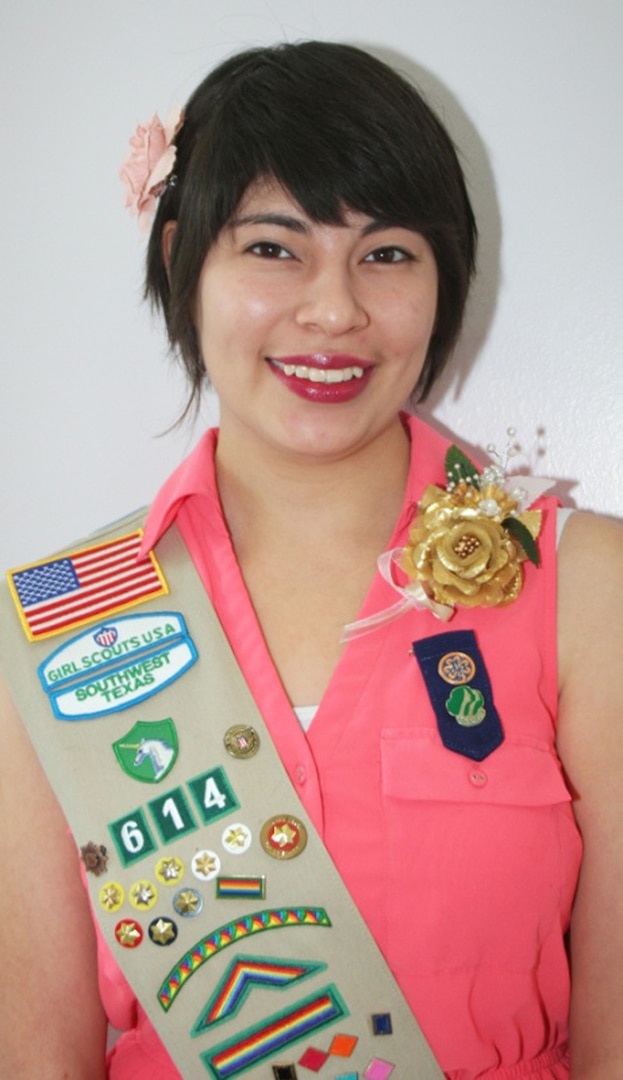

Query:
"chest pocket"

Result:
[[379, 728, 581, 975]]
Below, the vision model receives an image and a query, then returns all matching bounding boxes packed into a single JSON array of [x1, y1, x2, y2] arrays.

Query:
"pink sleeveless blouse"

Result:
[[101, 416, 581, 1079]]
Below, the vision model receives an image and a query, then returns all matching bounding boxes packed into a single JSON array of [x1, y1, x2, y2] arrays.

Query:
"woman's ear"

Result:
[[162, 221, 178, 278]]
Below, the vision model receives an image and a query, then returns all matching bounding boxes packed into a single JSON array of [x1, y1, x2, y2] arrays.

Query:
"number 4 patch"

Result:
[[187, 766, 240, 826]]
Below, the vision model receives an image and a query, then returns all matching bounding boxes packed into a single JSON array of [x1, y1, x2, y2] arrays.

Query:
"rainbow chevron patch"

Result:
[[192, 955, 325, 1033]]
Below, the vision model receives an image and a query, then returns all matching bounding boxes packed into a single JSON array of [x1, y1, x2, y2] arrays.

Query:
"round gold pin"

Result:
[[438, 651, 476, 685], [99, 881, 124, 913], [224, 724, 260, 759], [155, 856, 184, 885], [115, 919, 143, 948], [173, 887, 203, 917], [148, 917, 178, 946], [260, 814, 308, 860], [129, 880, 158, 911]]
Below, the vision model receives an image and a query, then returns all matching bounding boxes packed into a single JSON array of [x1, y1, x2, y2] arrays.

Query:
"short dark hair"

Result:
[[145, 41, 477, 415]]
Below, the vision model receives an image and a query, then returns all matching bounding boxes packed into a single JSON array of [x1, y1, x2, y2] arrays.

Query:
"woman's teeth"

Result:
[[272, 360, 365, 383]]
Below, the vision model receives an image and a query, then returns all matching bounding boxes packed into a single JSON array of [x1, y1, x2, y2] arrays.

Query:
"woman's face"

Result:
[[194, 178, 438, 463]]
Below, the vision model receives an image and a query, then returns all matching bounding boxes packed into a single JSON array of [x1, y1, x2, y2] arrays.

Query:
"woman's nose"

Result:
[[294, 266, 369, 336]]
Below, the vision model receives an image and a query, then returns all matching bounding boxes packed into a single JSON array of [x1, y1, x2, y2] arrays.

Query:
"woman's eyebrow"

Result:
[[229, 213, 411, 237], [359, 219, 407, 237], [229, 213, 309, 233]]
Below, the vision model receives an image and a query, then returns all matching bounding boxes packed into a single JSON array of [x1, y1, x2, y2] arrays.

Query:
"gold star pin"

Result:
[[155, 856, 184, 885], [192, 850, 220, 880], [173, 888, 203, 916], [149, 917, 178, 945], [130, 881, 158, 910], [222, 823, 252, 854], [99, 882, 124, 912], [115, 920, 143, 948]]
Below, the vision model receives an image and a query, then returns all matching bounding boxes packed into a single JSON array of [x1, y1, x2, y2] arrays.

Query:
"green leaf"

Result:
[[502, 517, 540, 567], [445, 445, 481, 489]]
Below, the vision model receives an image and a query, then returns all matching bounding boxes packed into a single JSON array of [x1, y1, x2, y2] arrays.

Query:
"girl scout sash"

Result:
[[1, 511, 443, 1079]]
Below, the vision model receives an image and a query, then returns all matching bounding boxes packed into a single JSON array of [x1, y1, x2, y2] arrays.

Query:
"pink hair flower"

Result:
[[120, 106, 184, 234]]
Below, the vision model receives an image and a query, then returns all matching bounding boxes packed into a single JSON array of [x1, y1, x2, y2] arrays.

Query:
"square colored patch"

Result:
[[364, 1060, 394, 1080], [371, 1012, 393, 1035], [329, 1033, 358, 1057], [298, 1047, 329, 1071], [272, 1067, 298, 1080], [335, 1074, 358, 1080]]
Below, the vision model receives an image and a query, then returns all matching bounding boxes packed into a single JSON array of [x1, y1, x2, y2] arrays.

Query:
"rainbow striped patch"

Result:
[[200, 984, 347, 1078], [215, 875, 266, 900]]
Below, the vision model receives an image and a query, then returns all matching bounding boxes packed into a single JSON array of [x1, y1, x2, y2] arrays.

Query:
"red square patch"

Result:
[[298, 1047, 329, 1071]]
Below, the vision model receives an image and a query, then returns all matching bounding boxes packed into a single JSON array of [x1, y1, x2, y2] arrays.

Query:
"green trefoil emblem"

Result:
[[445, 686, 487, 727]]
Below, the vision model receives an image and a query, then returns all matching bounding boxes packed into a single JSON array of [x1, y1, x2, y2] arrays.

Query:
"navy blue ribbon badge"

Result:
[[412, 629, 504, 761]]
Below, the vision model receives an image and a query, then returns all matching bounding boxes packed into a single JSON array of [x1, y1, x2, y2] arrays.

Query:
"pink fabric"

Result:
[[101, 415, 581, 1078]]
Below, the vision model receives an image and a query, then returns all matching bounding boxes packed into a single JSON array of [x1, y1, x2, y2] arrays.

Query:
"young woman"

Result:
[[1, 41, 621, 1080]]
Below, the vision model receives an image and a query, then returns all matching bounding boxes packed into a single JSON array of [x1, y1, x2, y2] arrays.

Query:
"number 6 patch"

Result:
[[109, 808, 158, 867]]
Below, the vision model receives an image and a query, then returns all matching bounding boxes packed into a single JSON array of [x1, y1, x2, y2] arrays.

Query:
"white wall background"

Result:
[[1, 0, 621, 573]]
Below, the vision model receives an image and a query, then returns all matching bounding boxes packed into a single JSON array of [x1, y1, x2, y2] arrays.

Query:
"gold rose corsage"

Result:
[[402, 445, 542, 611], [342, 438, 550, 643]]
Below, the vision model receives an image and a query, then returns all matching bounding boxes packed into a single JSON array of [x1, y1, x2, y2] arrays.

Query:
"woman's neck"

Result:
[[213, 413, 412, 706], [215, 413, 411, 551]]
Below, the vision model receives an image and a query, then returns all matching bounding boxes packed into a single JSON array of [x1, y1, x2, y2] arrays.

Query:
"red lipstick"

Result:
[[267, 353, 373, 403]]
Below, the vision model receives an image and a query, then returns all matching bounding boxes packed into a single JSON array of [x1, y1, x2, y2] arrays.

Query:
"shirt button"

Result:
[[469, 769, 488, 787], [295, 765, 306, 784]]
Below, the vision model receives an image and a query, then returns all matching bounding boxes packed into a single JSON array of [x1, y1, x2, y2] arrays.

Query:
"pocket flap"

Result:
[[381, 728, 571, 806]]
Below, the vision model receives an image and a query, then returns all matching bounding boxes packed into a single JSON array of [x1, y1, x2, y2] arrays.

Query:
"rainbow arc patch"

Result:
[[158, 907, 331, 1010]]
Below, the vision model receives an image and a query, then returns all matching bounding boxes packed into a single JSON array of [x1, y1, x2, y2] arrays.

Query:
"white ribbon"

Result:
[[341, 548, 454, 643]]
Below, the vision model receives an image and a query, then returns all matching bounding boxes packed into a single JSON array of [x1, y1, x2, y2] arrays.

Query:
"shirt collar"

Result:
[[138, 428, 219, 558], [138, 414, 448, 557]]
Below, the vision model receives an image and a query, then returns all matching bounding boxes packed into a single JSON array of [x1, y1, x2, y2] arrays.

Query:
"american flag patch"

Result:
[[7, 530, 168, 641]]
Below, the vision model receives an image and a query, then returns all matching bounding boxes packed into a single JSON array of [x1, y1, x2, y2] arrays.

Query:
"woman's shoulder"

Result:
[[556, 508, 623, 777], [558, 509, 622, 681], [555, 510, 623, 1072]]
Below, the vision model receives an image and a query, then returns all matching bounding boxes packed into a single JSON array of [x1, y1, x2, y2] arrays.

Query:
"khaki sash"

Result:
[[0, 512, 442, 1079]]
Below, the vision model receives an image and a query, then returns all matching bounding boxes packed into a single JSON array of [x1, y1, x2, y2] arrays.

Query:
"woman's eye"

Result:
[[364, 246, 412, 264], [247, 241, 292, 259]]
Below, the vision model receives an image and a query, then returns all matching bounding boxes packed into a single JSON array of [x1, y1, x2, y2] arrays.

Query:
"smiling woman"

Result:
[[0, 38, 622, 1080], [189, 180, 439, 462], [146, 41, 475, 419]]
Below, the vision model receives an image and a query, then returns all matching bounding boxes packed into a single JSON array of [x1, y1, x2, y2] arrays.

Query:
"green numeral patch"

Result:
[[109, 808, 157, 867], [148, 786, 198, 843], [187, 766, 239, 826]]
